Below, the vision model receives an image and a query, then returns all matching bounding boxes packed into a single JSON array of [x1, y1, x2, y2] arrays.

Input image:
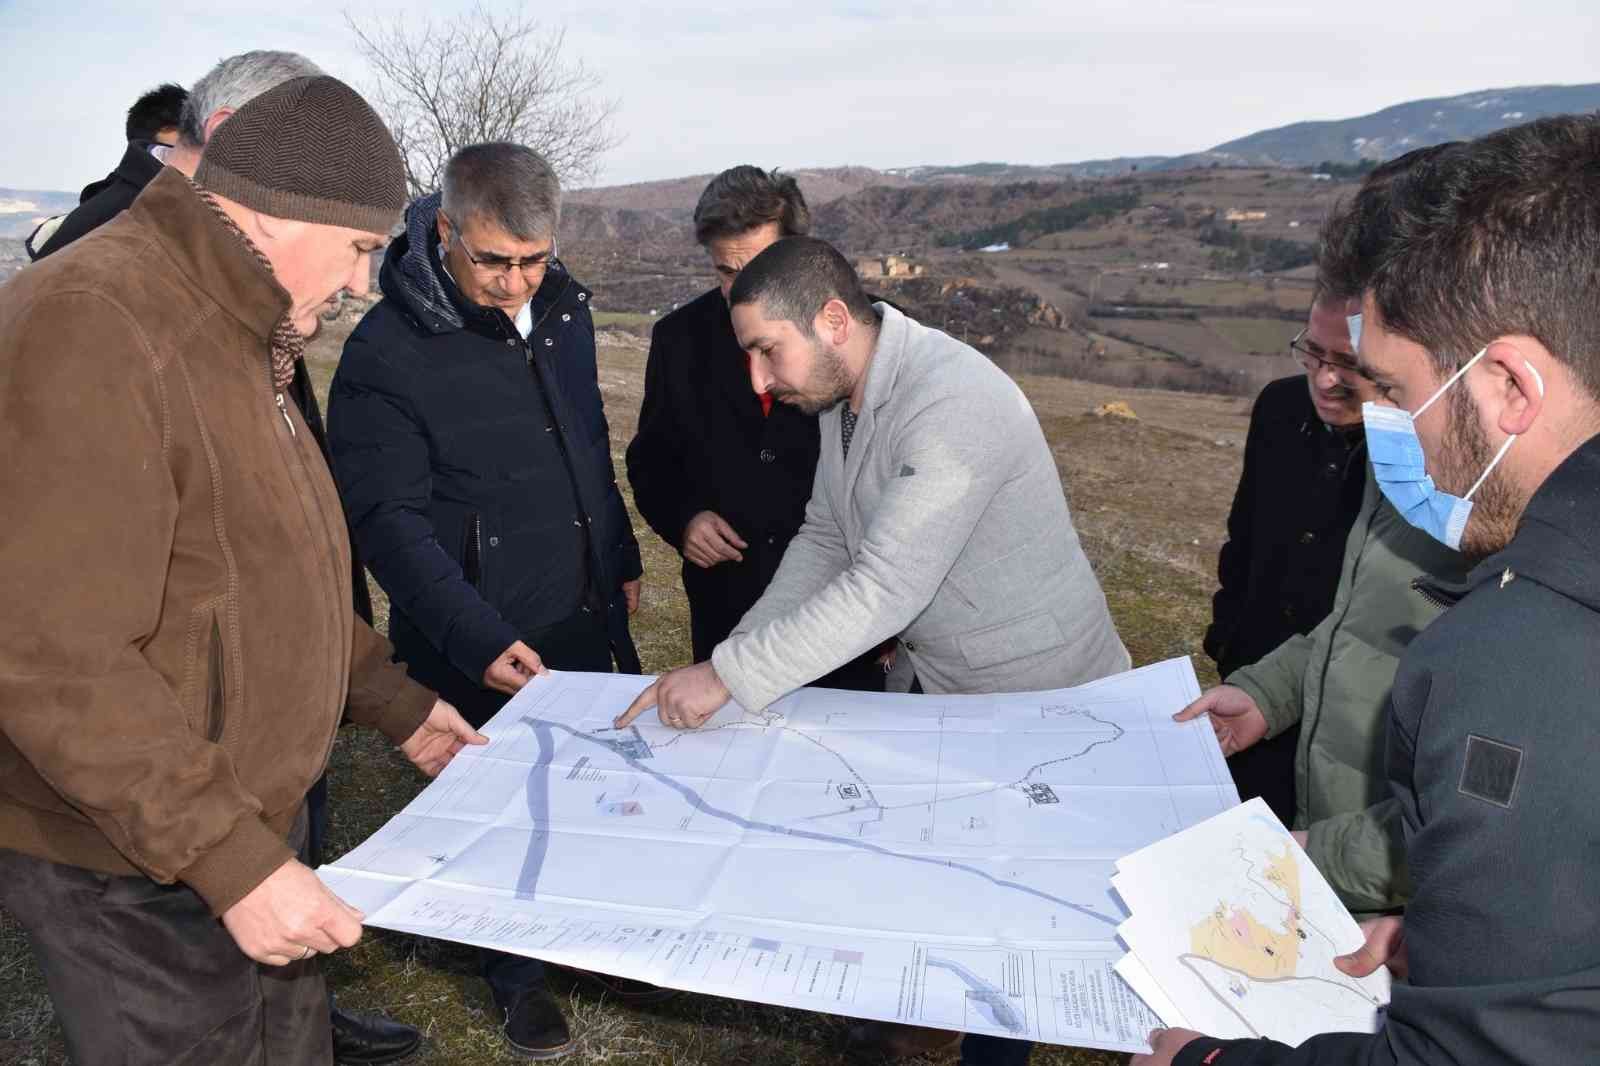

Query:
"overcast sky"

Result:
[[1, 0, 1595, 192]]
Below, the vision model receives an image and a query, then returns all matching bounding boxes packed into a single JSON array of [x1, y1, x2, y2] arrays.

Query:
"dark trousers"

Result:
[[0, 812, 328, 1066], [960, 1032, 1035, 1066], [481, 609, 637, 1005]]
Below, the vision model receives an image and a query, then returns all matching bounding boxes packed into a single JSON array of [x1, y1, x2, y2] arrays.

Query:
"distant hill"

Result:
[[567, 81, 1600, 209], [1180, 83, 1600, 169], [567, 165, 914, 213], [891, 84, 1600, 178]]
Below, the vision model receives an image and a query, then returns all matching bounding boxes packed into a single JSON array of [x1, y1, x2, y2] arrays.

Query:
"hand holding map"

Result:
[[1112, 798, 1390, 1045]]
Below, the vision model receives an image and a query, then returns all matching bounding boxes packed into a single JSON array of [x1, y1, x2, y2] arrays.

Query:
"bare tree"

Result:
[[346, 3, 621, 197]]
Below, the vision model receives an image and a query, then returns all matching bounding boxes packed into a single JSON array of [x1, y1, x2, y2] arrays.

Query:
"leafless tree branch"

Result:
[[345, 3, 622, 198]]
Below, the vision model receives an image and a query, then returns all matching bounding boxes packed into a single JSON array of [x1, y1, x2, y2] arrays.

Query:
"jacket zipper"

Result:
[[474, 515, 484, 587], [1410, 577, 1455, 612], [267, 359, 344, 774], [463, 512, 484, 589], [519, 303, 607, 600], [275, 392, 297, 437]]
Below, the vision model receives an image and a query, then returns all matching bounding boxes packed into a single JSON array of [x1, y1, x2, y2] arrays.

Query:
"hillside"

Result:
[[554, 161, 1355, 397], [1188, 83, 1600, 168], [811, 180, 1096, 252], [13, 81, 1591, 390], [567, 165, 914, 212]]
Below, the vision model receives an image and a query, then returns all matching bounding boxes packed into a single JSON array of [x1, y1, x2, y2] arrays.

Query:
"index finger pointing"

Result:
[[615, 682, 659, 729]]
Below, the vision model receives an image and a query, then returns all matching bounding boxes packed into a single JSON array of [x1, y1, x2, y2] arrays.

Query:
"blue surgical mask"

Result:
[[1361, 347, 1542, 550]]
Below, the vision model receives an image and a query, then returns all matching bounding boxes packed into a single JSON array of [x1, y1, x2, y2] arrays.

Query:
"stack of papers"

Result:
[[1112, 798, 1390, 1044]]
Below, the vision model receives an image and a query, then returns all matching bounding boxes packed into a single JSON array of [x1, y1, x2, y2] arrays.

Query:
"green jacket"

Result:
[[1227, 467, 1467, 913]]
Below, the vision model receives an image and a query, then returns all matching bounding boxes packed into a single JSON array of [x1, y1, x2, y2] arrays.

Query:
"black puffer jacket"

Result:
[[329, 194, 641, 717]]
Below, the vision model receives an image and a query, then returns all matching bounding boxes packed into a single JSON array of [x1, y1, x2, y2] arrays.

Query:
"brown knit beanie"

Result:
[[194, 75, 406, 235]]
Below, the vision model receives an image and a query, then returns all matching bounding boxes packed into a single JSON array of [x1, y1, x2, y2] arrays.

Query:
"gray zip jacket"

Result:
[[712, 303, 1128, 710]]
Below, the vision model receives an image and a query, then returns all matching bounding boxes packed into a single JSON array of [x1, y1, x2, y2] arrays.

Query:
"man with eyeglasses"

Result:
[[328, 142, 647, 1060], [1199, 294, 1372, 825], [1177, 147, 1470, 917]]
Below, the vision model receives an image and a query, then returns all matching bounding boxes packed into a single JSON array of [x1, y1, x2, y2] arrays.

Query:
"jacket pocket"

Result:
[[957, 611, 1066, 670], [947, 538, 1047, 613], [204, 614, 227, 744], [461, 511, 484, 590]]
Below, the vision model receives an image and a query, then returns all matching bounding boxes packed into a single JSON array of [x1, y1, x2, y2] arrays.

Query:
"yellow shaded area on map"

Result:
[[1188, 843, 1302, 979]]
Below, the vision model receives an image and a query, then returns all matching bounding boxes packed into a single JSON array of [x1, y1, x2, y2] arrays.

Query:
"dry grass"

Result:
[[0, 330, 1243, 1065]]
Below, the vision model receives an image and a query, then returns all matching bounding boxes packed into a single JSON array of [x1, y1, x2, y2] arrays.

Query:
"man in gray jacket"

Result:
[[617, 236, 1126, 723], [617, 235, 1127, 1066]]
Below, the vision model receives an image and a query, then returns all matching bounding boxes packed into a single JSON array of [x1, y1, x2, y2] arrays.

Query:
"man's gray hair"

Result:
[[441, 143, 561, 241], [178, 50, 323, 147]]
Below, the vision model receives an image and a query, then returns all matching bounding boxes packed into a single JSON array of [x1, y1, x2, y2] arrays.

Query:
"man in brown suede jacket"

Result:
[[0, 76, 484, 1066]]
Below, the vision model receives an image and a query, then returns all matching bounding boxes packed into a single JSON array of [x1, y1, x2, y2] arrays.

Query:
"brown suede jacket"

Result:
[[0, 169, 436, 915]]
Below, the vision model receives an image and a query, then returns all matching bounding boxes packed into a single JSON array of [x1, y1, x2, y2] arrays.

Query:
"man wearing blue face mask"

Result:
[[1178, 147, 1470, 918], [1360, 341, 1538, 551], [1144, 113, 1600, 1066]]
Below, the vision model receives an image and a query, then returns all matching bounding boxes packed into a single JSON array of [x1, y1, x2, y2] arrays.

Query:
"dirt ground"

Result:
[[0, 327, 1246, 1065]]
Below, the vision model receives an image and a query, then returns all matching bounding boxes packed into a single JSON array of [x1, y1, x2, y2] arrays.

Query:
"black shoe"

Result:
[[331, 1002, 421, 1065], [496, 984, 574, 1060], [573, 969, 679, 1005]]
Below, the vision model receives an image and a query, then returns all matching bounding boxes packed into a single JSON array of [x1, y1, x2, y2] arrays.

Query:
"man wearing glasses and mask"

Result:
[[1178, 147, 1470, 917], [1201, 291, 1372, 826], [328, 142, 647, 1059]]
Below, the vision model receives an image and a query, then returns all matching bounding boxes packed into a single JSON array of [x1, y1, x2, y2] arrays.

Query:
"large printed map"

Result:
[[320, 658, 1238, 1052]]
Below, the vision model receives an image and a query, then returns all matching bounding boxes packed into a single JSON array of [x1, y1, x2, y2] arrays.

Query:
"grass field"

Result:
[[0, 336, 1243, 1066], [592, 310, 660, 331], [1199, 317, 1298, 357]]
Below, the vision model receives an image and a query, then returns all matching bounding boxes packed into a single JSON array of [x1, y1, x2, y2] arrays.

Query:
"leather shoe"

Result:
[[496, 984, 574, 1060], [846, 1020, 963, 1060], [331, 1001, 421, 1065]]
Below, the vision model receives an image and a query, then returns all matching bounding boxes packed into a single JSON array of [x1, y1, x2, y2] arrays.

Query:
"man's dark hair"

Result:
[[728, 236, 877, 335], [1365, 115, 1600, 399], [1315, 142, 1461, 303], [125, 84, 188, 142], [693, 166, 810, 246]]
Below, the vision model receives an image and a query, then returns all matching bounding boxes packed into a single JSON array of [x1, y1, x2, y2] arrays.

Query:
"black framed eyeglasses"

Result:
[[441, 212, 558, 281], [1290, 328, 1372, 384]]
